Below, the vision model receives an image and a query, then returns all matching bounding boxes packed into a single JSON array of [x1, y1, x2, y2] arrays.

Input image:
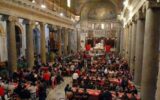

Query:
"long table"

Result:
[[72, 87, 140, 100]]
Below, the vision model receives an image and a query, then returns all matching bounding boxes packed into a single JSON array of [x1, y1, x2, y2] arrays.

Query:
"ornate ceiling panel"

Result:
[[31, 0, 124, 20]]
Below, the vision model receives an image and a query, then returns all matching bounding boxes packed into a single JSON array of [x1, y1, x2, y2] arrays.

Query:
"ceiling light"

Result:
[[60, 12, 64, 16], [101, 23, 105, 29], [128, 6, 133, 12], [71, 17, 75, 22], [67, 0, 71, 7], [32, 0, 35, 3], [41, 4, 46, 9], [92, 24, 94, 29], [123, 0, 128, 7], [35, 22, 39, 25]]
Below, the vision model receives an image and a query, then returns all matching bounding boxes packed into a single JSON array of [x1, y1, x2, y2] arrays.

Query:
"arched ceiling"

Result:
[[80, 1, 118, 20], [48, 0, 124, 20]]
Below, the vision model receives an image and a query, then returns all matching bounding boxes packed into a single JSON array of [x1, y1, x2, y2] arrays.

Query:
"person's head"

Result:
[[66, 84, 69, 87], [131, 92, 135, 96], [115, 92, 119, 97], [84, 88, 87, 93], [76, 88, 79, 93], [124, 92, 127, 96]]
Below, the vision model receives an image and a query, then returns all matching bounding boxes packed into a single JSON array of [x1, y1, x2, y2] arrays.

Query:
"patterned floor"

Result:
[[46, 77, 72, 100]]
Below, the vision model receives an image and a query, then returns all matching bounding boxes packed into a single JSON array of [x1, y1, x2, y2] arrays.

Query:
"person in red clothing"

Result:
[[0, 85, 5, 100], [43, 71, 51, 86]]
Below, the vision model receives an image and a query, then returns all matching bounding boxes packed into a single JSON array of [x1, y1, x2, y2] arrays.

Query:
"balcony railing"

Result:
[[3, 0, 75, 22]]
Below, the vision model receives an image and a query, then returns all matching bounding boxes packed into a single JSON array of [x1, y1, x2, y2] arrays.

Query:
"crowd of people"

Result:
[[0, 50, 140, 100], [0, 54, 73, 100], [64, 51, 140, 100]]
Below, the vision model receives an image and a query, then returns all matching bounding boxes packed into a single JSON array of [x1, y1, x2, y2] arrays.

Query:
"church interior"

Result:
[[0, 0, 160, 100]]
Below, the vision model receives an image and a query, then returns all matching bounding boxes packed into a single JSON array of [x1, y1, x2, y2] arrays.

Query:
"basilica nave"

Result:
[[0, 0, 160, 100]]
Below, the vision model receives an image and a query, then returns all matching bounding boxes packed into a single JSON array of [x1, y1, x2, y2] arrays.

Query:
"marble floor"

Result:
[[46, 77, 72, 100]]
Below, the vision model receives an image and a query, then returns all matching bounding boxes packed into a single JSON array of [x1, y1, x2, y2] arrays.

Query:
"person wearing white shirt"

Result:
[[104, 68, 108, 75], [72, 72, 79, 80], [70, 64, 75, 72], [27, 83, 37, 100]]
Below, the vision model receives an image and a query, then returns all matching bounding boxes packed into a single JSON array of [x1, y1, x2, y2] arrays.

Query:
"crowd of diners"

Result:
[[0, 50, 140, 100], [0, 53, 78, 100], [64, 51, 140, 100]]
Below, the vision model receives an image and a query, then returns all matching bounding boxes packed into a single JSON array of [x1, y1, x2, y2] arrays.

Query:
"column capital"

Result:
[[127, 20, 133, 26], [131, 16, 137, 24], [62, 27, 67, 30], [56, 26, 62, 30], [8, 16, 18, 22], [23, 19, 35, 25], [136, 10, 145, 20], [145, 0, 160, 9], [39, 22, 46, 26], [2, 15, 18, 22]]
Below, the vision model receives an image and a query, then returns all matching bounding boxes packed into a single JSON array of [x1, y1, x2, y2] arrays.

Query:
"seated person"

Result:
[[64, 84, 72, 94], [82, 88, 89, 100], [116, 85, 123, 92], [99, 88, 112, 100], [73, 88, 81, 100], [80, 81, 85, 88], [113, 92, 121, 100], [121, 92, 129, 100], [130, 86, 138, 94], [72, 72, 79, 83], [121, 77, 128, 91], [88, 82, 95, 89], [130, 92, 137, 100]]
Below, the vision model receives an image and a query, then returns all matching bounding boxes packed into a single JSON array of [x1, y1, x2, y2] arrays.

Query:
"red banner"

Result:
[[105, 45, 111, 53], [85, 44, 91, 51]]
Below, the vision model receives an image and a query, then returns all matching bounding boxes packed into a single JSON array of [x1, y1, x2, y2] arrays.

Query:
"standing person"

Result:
[[100, 88, 112, 100], [0, 85, 5, 100], [82, 88, 89, 100], [64, 84, 71, 94], [121, 92, 129, 100], [72, 72, 79, 83], [51, 73, 57, 89], [43, 71, 51, 87], [27, 83, 37, 100], [38, 82, 46, 100], [130, 93, 137, 100]]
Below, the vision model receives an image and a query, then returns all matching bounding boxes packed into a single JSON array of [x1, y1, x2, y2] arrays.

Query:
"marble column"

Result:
[[130, 20, 137, 74], [116, 27, 121, 54], [141, 8, 160, 100], [64, 28, 68, 56], [122, 28, 125, 57], [7, 16, 17, 72], [68, 29, 71, 54], [58, 27, 62, 56], [123, 26, 128, 59], [134, 13, 145, 86], [77, 29, 81, 51], [40, 22, 46, 64], [125, 25, 129, 61], [120, 29, 124, 56], [128, 23, 132, 64], [26, 20, 35, 70]]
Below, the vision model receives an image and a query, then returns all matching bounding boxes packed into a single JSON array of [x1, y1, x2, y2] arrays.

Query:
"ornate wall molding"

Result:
[[0, 0, 75, 29]]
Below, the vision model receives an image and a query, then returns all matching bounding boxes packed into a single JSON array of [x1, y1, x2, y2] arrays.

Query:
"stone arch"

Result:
[[15, 22, 24, 35], [15, 22, 24, 57], [33, 27, 41, 55]]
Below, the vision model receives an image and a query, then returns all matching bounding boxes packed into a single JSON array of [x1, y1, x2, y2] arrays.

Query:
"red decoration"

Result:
[[105, 45, 111, 52], [85, 44, 91, 51]]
